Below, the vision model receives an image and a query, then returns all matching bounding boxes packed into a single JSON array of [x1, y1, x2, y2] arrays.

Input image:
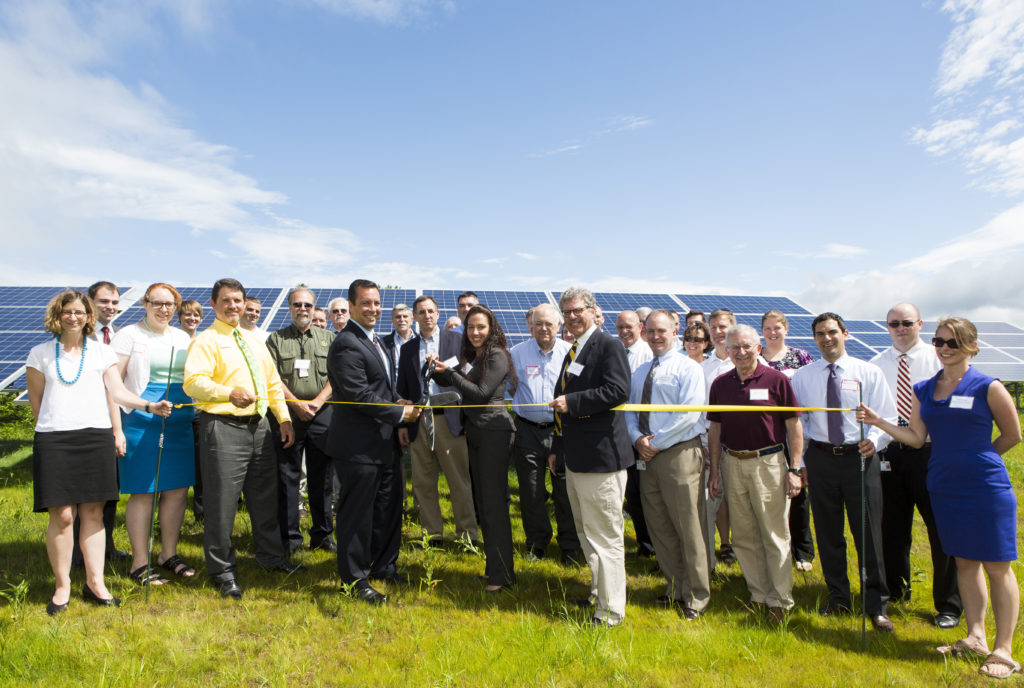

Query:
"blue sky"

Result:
[[2, 0, 1024, 325]]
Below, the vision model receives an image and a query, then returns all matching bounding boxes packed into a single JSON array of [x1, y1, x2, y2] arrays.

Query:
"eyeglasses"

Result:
[[727, 344, 758, 353], [291, 302, 313, 309], [61, 310, 87, 318], [331, 308, 348, 315], [561, 307, 591, 318], [887, 320, 917, 329], [931, 336, 960, 349], [146, 301, 176, 310], [683, 336, 706, 343]]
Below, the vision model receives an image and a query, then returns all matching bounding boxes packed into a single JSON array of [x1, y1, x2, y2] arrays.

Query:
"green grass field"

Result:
[[0, 415, 1021, 687]]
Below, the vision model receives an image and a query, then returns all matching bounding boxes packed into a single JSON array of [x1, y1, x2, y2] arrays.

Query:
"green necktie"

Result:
[[234, 328, 268, 417]]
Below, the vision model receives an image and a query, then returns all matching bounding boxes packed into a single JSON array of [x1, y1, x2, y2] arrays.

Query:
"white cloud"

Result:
[[302, 0, 454, 24], [515, 252, 538, 260], [777, 243, 868, 260], [913, 0, 1024, 193], [528, 143, 583, 158], [605, 115, 653, 132]]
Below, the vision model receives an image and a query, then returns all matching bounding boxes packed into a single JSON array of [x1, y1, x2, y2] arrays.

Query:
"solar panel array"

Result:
[[3, 287, 1024, 396]]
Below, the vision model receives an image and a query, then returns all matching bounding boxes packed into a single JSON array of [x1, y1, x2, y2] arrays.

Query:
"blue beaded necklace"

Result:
[[55, 336, 87, 385]]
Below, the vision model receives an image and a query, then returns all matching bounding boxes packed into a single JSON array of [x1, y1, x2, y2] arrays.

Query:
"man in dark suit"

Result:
[[548, 287, 634, 627], [326, 279, 421, 605], [396, 295, 478, 545]]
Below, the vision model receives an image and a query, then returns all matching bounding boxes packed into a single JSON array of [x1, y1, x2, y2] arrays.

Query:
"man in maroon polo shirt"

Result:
[[707, 324, 804, 624]]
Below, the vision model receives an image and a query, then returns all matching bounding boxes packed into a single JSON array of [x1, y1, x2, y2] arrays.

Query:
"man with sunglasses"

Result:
[[328, 297, 350, 332], [791, 312, 897, 631], [870, 303, 962, 628], [266, 287, 337, 555]]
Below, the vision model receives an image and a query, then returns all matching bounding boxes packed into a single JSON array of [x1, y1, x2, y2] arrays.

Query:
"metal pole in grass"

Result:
[[145, 346, 175, 603]]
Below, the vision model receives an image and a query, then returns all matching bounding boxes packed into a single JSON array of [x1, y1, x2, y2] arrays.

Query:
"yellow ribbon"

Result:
[[173, 399, 851, 413]]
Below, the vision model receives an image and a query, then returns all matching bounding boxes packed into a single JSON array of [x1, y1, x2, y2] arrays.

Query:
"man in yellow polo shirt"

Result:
[[184, 278, 302, 600]]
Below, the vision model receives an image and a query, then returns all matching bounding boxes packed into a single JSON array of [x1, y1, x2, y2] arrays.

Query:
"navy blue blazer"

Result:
[[551, 328, 633, 473], [326, 321, 404, 463], [396, 329, 464, 439]]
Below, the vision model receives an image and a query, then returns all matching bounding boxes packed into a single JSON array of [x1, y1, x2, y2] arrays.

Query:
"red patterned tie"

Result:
[[896, 354, 912, 427], [102, 326, 110, 345]]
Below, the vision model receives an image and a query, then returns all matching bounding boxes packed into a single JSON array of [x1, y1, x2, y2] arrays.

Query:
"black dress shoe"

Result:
[[561, 549, 582, 565], [818, 603, 852, 617], [46, 599, 69, 616], [81, 584, 120, 607], [570, 597, 595, 609], [934, 613, 960, 629], [106, 549, 130, 562], [267, 561, 307, 574], [871, 614, 895, 632], [682, 606, 704, 621], [218, 579, 242, 599], [354, 585, 387, 605], [310, 539, 338, 553]]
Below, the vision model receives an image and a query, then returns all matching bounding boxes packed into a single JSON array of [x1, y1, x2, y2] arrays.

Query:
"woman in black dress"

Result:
[[431, 305, 517, 592]]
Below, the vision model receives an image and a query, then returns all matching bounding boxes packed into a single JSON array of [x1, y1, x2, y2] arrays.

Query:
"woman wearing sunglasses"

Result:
[[682, 321, 712, 364], [859, 317, 1022, 679]]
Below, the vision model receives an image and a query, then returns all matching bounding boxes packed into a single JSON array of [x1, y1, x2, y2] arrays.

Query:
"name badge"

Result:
[[295, 359, 310, 378], [749, 388, 769, 401], [443, 356, 459, 368], [635, 459, 646, 471], [461, 363, 473, 375], [526, 365, 540, 376], [949, 395, 974, 410], [879, 460, 891, 472], [567, 361, 584, 376]]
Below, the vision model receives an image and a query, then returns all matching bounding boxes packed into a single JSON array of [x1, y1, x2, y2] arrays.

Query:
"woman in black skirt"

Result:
[[26, 290, 172, 616], [430, 305, 517, 592]]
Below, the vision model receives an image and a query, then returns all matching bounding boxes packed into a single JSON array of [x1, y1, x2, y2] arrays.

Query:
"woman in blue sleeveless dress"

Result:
[[859, 317, 1022, 679], [111, 283, 196, 586]]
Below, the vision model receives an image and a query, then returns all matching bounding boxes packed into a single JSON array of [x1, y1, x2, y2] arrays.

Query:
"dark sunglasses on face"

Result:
[[292, 302, 314, 309], [683, 336, 705, 343], [932, 336, 959, 349], [887, 320, 917, 329]]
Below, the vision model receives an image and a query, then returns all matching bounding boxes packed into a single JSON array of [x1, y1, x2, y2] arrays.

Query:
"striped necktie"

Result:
[[638, 357, 659, 436], [553, 341, 578, 435], [896, 354, 912, 427], [234, 328, 268, 417]]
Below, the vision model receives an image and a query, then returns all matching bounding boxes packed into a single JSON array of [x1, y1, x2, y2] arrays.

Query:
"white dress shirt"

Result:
[[418, 329, 442, 396], [625, 348, 704, 449], [510, 338, 571, 423], [791, 353, 896, 450], [870, 337, 941, 390], [625, 340, 653, 374]]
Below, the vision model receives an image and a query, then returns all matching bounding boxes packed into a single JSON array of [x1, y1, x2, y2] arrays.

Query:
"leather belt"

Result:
[[517, 416, 554, 429], [202, 411, 262, 425], [808, 439, 859, 455], [724, 443, 785, 460]]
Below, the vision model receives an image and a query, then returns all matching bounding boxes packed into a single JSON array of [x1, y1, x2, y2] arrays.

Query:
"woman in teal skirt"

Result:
[[111, 283, 196, 585]]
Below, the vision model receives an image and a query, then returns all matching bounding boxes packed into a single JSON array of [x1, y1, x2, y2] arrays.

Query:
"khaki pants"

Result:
[[409, 414, 477, 541], [640, 437, 710, 611], [721, 449, 793, 609], [566, 468, 627, 625]]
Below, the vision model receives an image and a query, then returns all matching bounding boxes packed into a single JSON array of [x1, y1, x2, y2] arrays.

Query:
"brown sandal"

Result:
[[937, 637, 989, 658], [979, 653, 1021, 679]]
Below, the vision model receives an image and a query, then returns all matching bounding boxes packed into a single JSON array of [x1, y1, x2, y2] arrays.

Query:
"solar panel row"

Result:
[[3, 287, 1024, 396]]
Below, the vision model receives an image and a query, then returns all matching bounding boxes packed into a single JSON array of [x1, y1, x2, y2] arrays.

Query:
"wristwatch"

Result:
[[787, 467, 803, 476]]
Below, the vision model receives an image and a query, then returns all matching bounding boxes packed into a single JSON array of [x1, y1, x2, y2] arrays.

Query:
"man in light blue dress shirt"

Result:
[[510, 303, 579, 564], [626, 310, 709, 617]]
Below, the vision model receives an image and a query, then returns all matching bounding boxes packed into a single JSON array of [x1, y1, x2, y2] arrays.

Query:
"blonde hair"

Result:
[[43, 290, 95, 337], [761, 309, 788, 329], [936, 316, 980, 357]]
